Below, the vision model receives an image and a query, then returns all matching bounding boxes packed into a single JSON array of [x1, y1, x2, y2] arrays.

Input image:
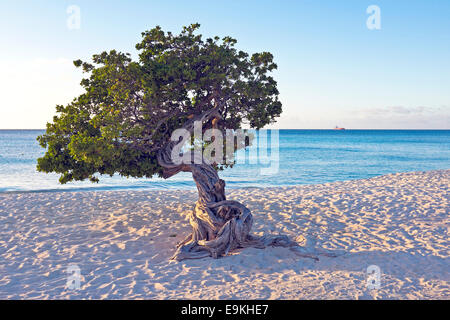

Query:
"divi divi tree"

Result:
[[38, 24, 329, 261]]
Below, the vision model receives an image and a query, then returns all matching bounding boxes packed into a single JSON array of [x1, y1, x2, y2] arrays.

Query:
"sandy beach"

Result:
[[0, 170, 448, 299]]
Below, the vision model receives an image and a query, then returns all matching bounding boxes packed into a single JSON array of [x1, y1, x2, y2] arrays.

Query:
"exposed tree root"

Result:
[[161, 159, 337, 261], [157, 110, 339, 262]]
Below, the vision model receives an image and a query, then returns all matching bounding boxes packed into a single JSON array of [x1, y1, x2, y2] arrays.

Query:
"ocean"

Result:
[[0, 129, 449, 192]]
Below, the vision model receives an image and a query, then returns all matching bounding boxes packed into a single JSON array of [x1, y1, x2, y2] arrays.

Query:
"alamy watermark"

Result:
[[66, 264, 81, 290], [366, 5, 381, 30], [170, 122, 279, 175], [366, 265, 381, 289], [67, 5, 81, 30]]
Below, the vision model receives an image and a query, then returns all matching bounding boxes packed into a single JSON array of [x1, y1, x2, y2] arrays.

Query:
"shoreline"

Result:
[[0, 169, 449, 299], [1, 168, 449, 195]]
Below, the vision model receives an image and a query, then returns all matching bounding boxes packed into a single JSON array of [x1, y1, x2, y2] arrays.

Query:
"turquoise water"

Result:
[[0, 130, 449, 192]]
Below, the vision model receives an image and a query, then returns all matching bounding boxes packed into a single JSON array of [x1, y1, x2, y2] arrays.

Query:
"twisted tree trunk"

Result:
[[158, 144, 332, 262], [156, 108, 338, 261], [173, 163, 322, 261]]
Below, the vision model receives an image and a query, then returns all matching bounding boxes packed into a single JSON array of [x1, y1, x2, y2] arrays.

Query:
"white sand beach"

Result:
[[0, 170, 448, 299]]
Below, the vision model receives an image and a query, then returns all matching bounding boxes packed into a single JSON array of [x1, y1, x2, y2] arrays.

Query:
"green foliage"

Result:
[[37, 24, 282, 183]]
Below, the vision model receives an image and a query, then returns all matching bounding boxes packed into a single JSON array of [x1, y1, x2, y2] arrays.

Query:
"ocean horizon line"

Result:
[[0, 128, 449, 131], [1, 168, 448, 195]]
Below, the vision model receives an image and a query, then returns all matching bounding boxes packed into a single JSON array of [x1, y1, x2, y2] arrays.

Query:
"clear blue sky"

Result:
[[0, 0, 449, 129]]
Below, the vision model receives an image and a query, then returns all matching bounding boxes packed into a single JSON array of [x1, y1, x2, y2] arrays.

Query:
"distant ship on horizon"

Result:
[[334, 125, 345, 130]]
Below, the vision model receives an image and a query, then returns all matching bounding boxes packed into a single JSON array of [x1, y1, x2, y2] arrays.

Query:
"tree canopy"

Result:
[[37, 23, 282, 183]]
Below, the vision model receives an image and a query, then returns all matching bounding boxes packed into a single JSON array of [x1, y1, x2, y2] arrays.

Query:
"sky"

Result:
[[0, 0, 449, 129]]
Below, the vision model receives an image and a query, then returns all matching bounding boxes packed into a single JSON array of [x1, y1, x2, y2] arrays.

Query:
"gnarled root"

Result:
[[170, 198, 335, 262], [156, 123, 339, 262]]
